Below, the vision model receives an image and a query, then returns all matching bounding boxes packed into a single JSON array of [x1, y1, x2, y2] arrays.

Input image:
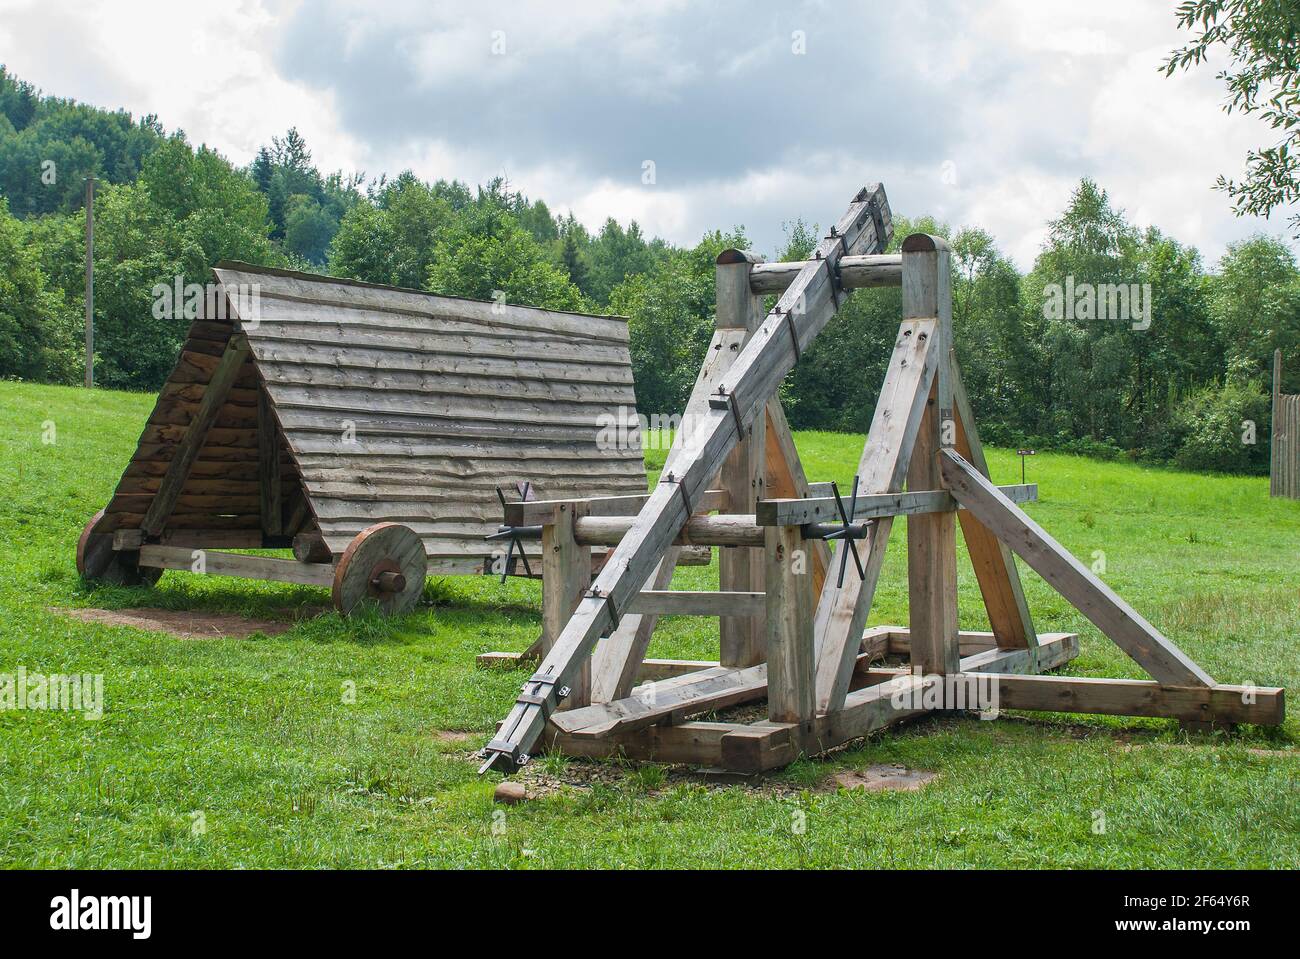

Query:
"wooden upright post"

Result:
[[1272, 349, 1283, 498], [766, 523, 815, 725], [716, 251, 767, 667], [902, 235, 959, 676], [542, 503, 592, 708], [84, 176, 94, 388]]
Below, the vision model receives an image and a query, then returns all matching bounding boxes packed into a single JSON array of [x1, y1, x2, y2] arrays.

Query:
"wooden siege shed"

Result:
[[77, 262, 649, 613]]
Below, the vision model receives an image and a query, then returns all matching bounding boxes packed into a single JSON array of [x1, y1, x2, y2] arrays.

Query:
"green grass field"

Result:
[[0, 379, 1297, 868]]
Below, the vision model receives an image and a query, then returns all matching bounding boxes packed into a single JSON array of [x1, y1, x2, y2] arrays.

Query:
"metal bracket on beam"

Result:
[[708, 386, 745, 436], [776, 307, 802, 360], [587, 586, 621, 635], [661, 471, 692, 516]]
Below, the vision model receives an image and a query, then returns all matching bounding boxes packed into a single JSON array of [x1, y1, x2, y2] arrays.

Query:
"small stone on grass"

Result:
[[493, 781, 529, 805]]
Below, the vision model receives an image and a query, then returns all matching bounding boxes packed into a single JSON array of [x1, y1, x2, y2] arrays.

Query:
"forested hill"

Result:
[[1, 65, 1296, 474]]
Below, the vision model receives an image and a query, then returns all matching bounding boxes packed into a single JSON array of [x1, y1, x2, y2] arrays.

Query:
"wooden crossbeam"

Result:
[[506, 490, 728, 526], [938, 448, 1215, 688], [481, 186, 892, 772], [756, 484, 1037, 526], [141, 335, 251, 537], [138, 544, 335, 586]]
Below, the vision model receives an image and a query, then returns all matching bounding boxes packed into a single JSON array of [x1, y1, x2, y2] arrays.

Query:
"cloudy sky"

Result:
[[0, 0, 1293, 267]]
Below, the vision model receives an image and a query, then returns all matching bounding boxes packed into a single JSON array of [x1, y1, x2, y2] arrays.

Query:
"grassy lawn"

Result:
[[0, 378, 1297, 868]]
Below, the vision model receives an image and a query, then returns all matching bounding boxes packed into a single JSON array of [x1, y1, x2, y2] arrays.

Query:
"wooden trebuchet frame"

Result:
[[76, 263, 649, 614], [478, 184, 1285, 776]]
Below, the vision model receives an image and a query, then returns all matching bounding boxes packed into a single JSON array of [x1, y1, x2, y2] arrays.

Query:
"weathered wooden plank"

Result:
[[245, 323, 630, 369], [138, 544, 335, 586], [256, 359, 636, 406], [939, 449, 1215, 687], [978, 673, 1283, 726], [140, 336, 252, 537], [215, 262, 631, 344], [248, 340, 635, 387]]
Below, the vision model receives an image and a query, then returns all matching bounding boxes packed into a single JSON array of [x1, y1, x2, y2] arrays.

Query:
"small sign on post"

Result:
[[1016, 449, 1037, 485]]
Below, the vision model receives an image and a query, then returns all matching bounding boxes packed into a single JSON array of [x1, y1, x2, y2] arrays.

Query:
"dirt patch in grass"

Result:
[[53, 606, 303, 640], [830, 765, 938, 793]]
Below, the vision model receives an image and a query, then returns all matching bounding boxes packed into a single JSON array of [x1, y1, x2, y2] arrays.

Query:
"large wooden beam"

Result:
[[749, 254, 902, 294], [757, 483, 1036, 525], [976, 673, 1283, 726], [939, 449, 1215, 688], [141, 335, 251, 536], [951, 356, 1037, 650], [589, 294, 756, 702], [903, 236, 960, 677], [811, 317, 938, 713], [137, 544, 335, 586], [481, 186, 892, 773]]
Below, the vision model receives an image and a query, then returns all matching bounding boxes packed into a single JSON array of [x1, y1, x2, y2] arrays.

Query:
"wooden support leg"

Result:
[[542, 504, 592, 708], [950, 357, 1037, 651], [906, 390, 960, 675], [939, 449, 1215, 688], [766, 524, 815, 725]]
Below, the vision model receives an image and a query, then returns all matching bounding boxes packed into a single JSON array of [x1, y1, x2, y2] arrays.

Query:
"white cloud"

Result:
[[0, 0, 1293, 268]]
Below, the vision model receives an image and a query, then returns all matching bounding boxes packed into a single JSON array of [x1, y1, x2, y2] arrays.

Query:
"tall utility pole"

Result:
[[84, 176, 94, 388]]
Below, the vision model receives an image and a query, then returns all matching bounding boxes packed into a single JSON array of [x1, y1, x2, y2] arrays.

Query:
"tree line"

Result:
[[1, 66, 1296, 474]]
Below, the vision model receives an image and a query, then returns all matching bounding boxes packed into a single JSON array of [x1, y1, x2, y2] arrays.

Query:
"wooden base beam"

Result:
[[138, 544, 335, 586]]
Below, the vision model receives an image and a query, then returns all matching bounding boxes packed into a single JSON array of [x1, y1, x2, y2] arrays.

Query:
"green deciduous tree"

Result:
[[1166, 0, 1300, 234]]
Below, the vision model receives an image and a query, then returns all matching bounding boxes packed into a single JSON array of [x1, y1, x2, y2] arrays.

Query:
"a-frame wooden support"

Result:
[[479, 187, 1283, 777]]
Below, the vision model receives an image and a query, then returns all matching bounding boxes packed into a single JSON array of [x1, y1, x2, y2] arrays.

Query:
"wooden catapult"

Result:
[[478, 185, 1284, 776]]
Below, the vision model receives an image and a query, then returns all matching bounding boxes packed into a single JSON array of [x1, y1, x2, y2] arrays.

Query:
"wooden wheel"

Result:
[[76, 509, 162, 586], [331, 523, 427, 615]]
